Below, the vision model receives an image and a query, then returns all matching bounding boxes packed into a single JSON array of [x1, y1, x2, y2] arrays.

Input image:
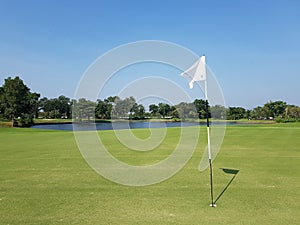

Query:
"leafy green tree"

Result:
[[227, 107, 246, 120], [112, 96, 136, 119], [158, 103, 171, 118], [174, 102, 197, 119], [250, 106, 266, 119], [28, 92, 41, 119], [39, 95, 71, 119], [285, 105, 300, 119], [95, 96, 118, 119], [95, 99, 108, 119], [127, 97, 137, 119], [38, 97, 48, 115], [193, 99, 207, 119], [72, 98, 96, 120], [149, 104, 159, 117], [245, 109, 251, 119], [210, 105, 226, 119], [57, 95, 71, 118], [0, 87, 4, 118], [263, 100, 287, 119], [132, 104, 145, 119], [0, 76, 40, 126], [105, 96, 117, 104]]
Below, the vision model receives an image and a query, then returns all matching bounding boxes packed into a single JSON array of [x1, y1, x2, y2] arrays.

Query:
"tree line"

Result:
[[0, 76, 299, 126]]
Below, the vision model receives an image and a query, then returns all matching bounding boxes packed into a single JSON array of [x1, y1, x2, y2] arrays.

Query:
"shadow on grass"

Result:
[[214, 168, 239, 204]]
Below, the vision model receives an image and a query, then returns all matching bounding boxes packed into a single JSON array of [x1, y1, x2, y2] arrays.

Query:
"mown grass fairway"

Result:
[[0, 124, 299, 224]]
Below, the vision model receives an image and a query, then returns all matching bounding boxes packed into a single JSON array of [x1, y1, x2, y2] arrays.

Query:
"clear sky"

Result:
[[0, 0, 299, 109]]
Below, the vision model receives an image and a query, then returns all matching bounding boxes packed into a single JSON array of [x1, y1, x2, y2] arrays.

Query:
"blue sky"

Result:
[[0, 0, 299, 108]]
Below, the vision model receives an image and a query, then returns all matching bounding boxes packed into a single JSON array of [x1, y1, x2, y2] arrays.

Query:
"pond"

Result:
[[31, 121, 236, 131]]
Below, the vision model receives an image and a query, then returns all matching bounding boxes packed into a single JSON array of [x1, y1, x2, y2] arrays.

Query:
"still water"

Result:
[[32, 121, 234, 131]]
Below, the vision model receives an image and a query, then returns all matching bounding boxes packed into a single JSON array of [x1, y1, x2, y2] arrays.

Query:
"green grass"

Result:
[[33, 118, 73, 124], [0, 124, 299, 225]]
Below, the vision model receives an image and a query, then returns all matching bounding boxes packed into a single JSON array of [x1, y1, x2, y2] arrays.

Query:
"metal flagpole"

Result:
[[180, 54, 215, 207], [204, 72, 216, 208]]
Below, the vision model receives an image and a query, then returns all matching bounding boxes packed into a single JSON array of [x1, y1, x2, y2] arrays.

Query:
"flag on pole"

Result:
[[180, 55, 206, 89], [180, 55, 216, 207]]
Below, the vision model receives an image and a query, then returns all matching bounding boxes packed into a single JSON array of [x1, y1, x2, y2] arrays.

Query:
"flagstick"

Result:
[[204, 79, 216, 207], [181, 55, 216, 207]]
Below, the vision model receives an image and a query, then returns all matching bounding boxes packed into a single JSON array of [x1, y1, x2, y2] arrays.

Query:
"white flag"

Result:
[[180, 55, 206, 89]]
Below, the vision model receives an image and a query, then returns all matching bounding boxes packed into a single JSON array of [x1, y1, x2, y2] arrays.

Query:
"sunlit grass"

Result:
[[0, 124, 299, 224]]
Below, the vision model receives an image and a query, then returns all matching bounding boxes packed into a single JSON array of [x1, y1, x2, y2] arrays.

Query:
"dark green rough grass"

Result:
[[0, 124, 299, 225]]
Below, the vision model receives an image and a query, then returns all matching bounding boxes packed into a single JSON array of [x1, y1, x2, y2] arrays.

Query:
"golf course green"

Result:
[[0, 123, 299, 224]]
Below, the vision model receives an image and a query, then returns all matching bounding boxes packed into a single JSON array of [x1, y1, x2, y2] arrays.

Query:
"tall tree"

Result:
[[158, 103, 171, 118], [72, 98, 96, 120], [227, 107, 246, 120], [174, 102, 198, 119], [0, 76, 40, 126], [285, 105, 300, 119], [104, 96, 118, 119], [149, 104, 159, 117], [263, 100, 287, 118], [193, 99, 207, 119], [112, 96, 136, 119], [250, 106, 266, 119], [131, 104, 145, 119], [210, 105, 225, 119], [39, 95, 71, 119], [0, 87, 4, 118], [95, 99, 108, 119]]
